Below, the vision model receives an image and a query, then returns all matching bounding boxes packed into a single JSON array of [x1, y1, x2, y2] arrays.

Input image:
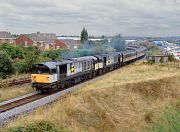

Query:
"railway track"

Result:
[[0, 78, 31, 88], [0, 93, 46, 113]]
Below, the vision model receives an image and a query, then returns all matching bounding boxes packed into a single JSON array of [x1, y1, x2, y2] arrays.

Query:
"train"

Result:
[[31, 46, 147, 93]]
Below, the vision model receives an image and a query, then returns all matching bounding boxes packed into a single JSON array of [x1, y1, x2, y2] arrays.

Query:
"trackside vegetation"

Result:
[[0, 51, 13, 79], [9, 121, 62, 132], [0, 43, 68, 79]]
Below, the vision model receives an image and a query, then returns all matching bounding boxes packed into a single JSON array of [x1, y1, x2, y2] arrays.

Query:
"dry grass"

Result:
[[0, 74, 30, 83], [4, 62, 180, 132], [0, 84, 34, 102]]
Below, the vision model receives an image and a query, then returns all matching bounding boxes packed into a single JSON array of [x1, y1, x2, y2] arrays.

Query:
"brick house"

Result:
[[54, 39, 67, 49], [59, 39, 81, 50], [0, 31, 15, 45], [16, 32, 67, 50]]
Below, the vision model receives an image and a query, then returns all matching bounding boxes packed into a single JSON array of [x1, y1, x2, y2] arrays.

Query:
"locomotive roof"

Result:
[[41, 62, 57, 69], [95, 52, 120, 58], [55, 60, 74, 65], [41, 60, 74, 69], [94, 55, 103, 59], [71, 56, 97, 61]]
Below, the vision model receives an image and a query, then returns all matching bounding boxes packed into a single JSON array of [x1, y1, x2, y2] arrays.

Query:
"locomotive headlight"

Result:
[[46, 76, 50, 81], [31, 75, 36, 82]]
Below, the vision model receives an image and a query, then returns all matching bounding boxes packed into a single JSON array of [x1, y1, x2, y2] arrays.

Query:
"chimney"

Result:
[[37, 32, 40, 36]]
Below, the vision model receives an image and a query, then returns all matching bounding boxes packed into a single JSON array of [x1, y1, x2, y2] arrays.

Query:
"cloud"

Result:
[[0, 0, 180, 36]]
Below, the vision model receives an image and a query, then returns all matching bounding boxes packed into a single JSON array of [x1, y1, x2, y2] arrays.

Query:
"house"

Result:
[[54, 39, 67, 49], [0, 31, 15, 45], [16, 32, 67, 50], [59, 39, 81, 50]]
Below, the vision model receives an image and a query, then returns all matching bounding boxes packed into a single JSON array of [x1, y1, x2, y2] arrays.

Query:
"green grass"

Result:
[[150, 102, 180, 132], [9, 121, 63, 132]]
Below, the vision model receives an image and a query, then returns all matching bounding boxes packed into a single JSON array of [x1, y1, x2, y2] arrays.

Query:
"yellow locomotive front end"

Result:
[[31, 74, 52, 84], [31, 63, 58, 92]]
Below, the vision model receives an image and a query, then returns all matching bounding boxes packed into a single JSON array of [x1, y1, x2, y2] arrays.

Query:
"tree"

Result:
[[46, 50, 60, 61], [111, 34, 126, 52], [23, 46, 40, 72], [42, 49, 69, 60], [0, 43, 24, 59], [80, 27, 88, 44], [0, 51, 13, 79]]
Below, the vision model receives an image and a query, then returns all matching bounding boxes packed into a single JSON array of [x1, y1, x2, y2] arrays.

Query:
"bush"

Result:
[[13, 60, 28, 73], [23, 46, 41, 72], [9, 121, 63, 132], [42, 49, 68, 61], [0, 51, 14, 79], [168, 55, 176, 62], [11, 46, 42, 74], [111, 34, 126, 52], [0, 43, 24, 59]]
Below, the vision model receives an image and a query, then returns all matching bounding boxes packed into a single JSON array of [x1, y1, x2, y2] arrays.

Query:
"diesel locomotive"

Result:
[[31, 46, 147, 93]]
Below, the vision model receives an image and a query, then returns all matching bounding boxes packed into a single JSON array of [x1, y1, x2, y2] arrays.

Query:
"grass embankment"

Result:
[[0, 74, 34, 102], [4, 62, 180, 132], [0, 85, 34, 102]]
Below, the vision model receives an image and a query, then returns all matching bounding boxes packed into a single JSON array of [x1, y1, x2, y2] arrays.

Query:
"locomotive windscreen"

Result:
[[32, 66, 50, 74]]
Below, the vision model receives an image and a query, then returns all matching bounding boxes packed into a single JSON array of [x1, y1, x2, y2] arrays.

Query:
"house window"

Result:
[[45, 44, 49, 49], [10, 39, 13, 43], [33, 42, 37, 46], [25, 41, 28, 47], [74, 46, 78, 49]]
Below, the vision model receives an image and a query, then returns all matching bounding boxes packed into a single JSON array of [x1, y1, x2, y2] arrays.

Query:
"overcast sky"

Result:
[[0, 0, 180, 36]]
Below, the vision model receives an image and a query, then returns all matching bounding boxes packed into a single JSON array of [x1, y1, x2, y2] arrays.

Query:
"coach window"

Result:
[[79, 62, 81, 71], [88, 61, 91, 70], [83, 61, 86, 71]]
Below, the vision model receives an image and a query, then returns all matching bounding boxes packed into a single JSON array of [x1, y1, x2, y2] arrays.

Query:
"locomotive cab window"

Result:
[[32, 66, 50, 74]]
